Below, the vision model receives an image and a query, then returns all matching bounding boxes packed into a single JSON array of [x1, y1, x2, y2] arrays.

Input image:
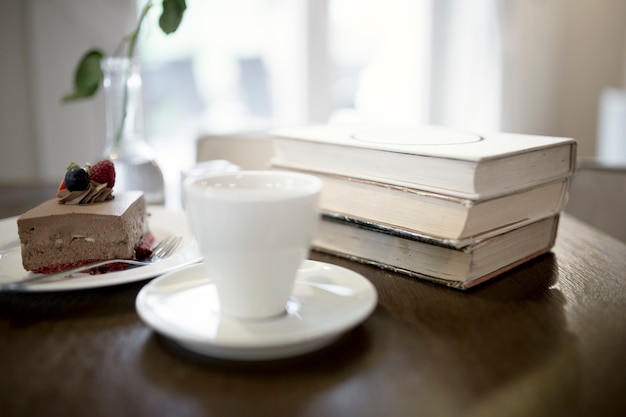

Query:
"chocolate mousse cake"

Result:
[[16, 159, 153, 274], [17, 191, 149, 273]]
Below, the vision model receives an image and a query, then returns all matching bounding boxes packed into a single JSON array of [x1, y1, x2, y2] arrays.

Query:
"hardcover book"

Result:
[[313, 213, 560, 290], [282, 168, 568, 243], [271, 124, 576, 199]]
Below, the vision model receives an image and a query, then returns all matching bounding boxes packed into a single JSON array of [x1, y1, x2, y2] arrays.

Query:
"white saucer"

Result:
[[135, 260, 377, 361]]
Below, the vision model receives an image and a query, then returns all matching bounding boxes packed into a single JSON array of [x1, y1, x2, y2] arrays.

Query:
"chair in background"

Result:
[[565, 158, 626, 243], [195, 132, 274, 169]]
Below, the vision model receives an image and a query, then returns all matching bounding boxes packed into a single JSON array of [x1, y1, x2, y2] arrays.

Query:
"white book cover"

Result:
[[271, 124, 577, 199], [272, 124, 573, 160]]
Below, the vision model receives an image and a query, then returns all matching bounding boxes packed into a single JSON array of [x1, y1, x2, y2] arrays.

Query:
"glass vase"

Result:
[[101, 57, 165, 204]]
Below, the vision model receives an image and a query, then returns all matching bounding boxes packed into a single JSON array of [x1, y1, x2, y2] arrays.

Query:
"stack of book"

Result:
[[270, 124, 577, 289]]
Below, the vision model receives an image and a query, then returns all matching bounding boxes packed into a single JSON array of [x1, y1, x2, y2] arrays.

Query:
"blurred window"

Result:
[[138, 0, 500, 172]]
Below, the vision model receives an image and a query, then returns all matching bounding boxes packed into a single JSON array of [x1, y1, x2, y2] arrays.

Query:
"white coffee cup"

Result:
[[184, 170, 322, 320]]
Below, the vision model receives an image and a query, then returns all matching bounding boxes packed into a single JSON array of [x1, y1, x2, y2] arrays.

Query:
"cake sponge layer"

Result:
[[17, 191, 147, 272]]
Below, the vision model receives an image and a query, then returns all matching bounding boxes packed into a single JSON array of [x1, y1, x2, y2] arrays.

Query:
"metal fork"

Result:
[[0, 235, 182, 291]]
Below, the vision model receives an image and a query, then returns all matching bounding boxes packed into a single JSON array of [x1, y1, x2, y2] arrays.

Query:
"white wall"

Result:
[[501, 0, 626, 157], [556, 0, 626, 157], [0, 0, 134, 183], [0, 1, 37, 182]]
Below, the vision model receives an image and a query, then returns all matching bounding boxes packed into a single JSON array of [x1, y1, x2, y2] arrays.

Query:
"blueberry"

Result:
[[64, 166, 90, 191]]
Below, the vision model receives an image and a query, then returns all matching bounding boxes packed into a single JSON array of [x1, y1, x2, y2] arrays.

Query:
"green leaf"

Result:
[[159, 0, 187, 34], [62, 49, 105, 102]]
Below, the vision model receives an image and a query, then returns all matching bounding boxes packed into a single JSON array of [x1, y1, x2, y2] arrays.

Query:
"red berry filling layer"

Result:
[[32, 232, 156, 275]]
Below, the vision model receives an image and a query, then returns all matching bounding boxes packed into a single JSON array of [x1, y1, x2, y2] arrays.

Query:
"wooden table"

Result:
[[1, 186, 625, 417]]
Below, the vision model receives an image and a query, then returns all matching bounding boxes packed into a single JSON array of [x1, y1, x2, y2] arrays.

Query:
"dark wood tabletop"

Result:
[[1, 185, 625, 417]]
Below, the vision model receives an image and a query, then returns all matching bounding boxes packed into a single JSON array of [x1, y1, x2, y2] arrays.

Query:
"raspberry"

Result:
[[55, 179, 66, 197], [89, 159, 116, 188]]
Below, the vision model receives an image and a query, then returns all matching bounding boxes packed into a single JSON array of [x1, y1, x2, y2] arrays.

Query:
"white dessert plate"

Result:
[[136, 260, 378, 361], [0, 206, 202, 292]]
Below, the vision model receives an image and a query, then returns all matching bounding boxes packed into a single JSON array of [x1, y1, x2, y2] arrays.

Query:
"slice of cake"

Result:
[[17, 191, 149, 273], [17, 159, 153, 274]]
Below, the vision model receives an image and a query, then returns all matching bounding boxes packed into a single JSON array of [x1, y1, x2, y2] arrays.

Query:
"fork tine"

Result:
[[152, 236, 181, 259], [149, 237, 169, 258], [163, 236, 182, 256], [151, 237, 173, 258]]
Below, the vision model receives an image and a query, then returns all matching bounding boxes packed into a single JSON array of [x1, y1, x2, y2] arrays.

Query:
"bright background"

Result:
[[2, 0, 625, 185]]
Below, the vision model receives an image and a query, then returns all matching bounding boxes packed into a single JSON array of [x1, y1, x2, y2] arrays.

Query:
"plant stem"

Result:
[[112, 0, 154, 154], [128, 1, 154, 59]]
